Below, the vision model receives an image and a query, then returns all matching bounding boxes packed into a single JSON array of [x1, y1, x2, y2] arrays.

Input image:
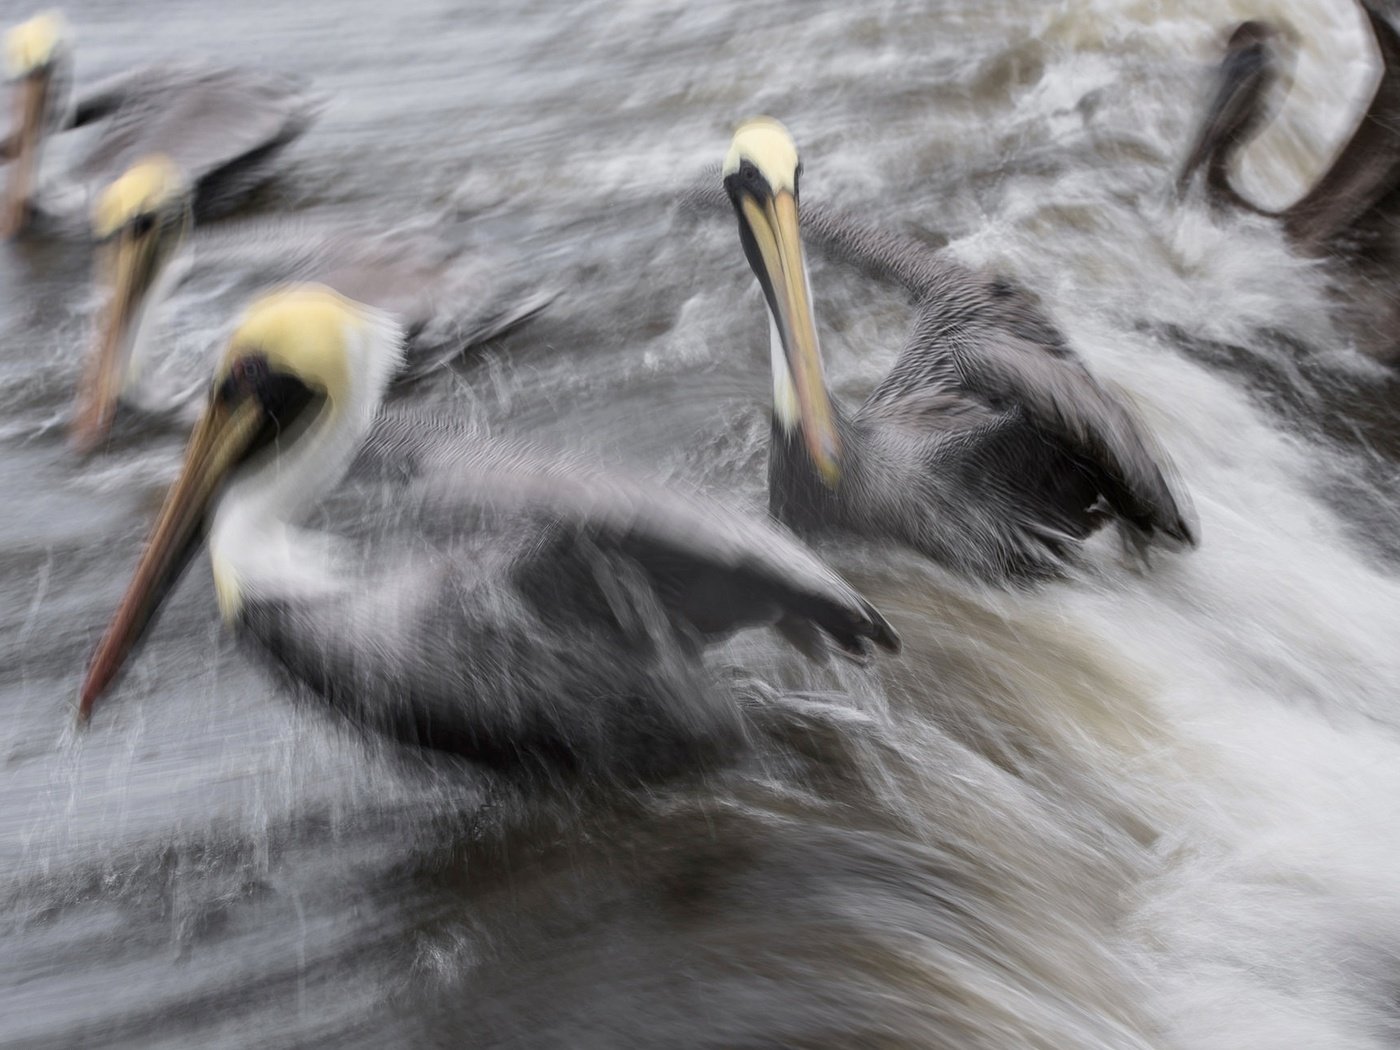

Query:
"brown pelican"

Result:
[[1176, 2, 1400, 358], [70, 156, 553, 451], [2, 11, 317, 237], [721, 118, 1196, 581], [77, 285, 899, 779]]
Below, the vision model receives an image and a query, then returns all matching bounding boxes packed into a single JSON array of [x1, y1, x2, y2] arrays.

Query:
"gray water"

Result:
[[4, 0, 1400, 1046]]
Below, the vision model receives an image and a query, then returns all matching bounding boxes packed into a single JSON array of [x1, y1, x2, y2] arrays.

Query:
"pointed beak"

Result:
[[1177, 29, 1274, 197], [71, 231, 161, 452], [736, 186, 841, 485], [78, 391, 266, 722], [2, 70, 49, 238]]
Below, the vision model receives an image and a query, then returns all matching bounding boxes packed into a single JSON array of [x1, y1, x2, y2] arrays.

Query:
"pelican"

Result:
[[78, 285, 899, 779], [1176, 2, 1400, 358], [720, 118, 1196, 582], [70, 156, 554, 450], [2, 11, 317, 237]]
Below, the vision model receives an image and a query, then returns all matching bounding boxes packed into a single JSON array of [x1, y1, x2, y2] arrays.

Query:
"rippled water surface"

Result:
[[4, 0, 1400, 1046]]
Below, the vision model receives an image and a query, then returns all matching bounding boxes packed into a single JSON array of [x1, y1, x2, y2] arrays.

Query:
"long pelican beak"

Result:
[[737, 185, 841, 485], [2, 69, 48, 237], [71, 230, 162, 451], [78, 390, 266, 721]]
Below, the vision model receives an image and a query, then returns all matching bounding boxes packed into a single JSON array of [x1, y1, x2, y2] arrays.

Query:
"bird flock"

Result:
[[4, 4, 1392, 783]]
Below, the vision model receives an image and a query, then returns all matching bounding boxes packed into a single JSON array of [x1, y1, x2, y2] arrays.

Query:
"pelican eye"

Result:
[[724, 160, 769, 203], [217, 353, 274, 407], [129, 212, 156, 238], [216, 352, 320, 435]]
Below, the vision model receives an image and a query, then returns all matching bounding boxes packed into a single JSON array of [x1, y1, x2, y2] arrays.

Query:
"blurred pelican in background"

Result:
[[70, 156, 555, 450], [721, 118, 1196, 581], [1176, 0, 1400, 363], [2, 10, 318, 237], [78, 285, 898, 780]]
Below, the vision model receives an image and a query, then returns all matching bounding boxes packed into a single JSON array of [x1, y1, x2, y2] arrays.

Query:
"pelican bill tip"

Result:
[[76, 678, 100, 723], [0, 197, 31, 240], [68, 406, 114, 455], [808, 428, 841, 488], [868, 607, 901, 654], [78, 631, 126, 723]]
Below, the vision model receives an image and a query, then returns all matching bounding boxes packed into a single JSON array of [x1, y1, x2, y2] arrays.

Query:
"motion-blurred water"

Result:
[[3, 0, 1400, 1046]]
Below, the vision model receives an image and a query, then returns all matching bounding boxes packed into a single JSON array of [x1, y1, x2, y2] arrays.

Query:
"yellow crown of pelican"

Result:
[[92, 156, 188, 238], [220, 285, 374, 401], [724, 116, 800, 192], [5, 11, 68, 78]]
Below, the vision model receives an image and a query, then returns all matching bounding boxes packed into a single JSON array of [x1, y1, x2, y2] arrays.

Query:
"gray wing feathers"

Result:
[[797, 194, 1191, 540], [73, 64, 320, 199], [68, 67, 149, 128], [364, 242, 559, 379], [856, 256, 1196, 546], [360, 414, 900, 657], [687, 169, 1195, 556], [245, 557, 743, 784], [912, 290, 1196, 544], [798, 200, 948, 298], [183, 221, 556, 375]]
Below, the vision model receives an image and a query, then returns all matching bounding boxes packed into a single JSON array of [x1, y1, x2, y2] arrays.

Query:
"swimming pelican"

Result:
[[1176, 2, 1400, 359], [70, 156, 553, 451], [78, 285, 899, 779], [720, 118, 1196, 581], [2, 11, 317, 237]]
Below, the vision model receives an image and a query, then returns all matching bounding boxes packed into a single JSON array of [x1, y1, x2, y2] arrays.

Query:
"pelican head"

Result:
[[723, 117, 840, 487], [77, 285, 386, 721], [1176, 20, 1292, 200], [71, 157, 193, 451], [3, 11, 71, 237]]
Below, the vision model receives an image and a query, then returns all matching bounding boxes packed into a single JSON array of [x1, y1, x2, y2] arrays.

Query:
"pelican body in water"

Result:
[[2, 11, 317, 237], [721, 118, 1196, 581], [78, 285, 899, 780], [71, 156, 554, 451], [1176, 1, 1400, 360]]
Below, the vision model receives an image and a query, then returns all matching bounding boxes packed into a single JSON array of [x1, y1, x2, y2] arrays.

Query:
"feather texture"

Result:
[[232, 413, 897, 782], [781, 201, 1197, 578], [69, 63, 321, 219]]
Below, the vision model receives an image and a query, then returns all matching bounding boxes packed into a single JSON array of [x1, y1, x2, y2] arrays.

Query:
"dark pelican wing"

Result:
[[176, 220, 557, 380], [245, 418, 897, 782], [304, 231, 557, 379], [876, 276, 1197, 545], [360, 413, 900, 658], [800, 205, 1197, 548], [70, 64, 319, 218], [799, 199, 947, 297], [246, 536, 749, 785]]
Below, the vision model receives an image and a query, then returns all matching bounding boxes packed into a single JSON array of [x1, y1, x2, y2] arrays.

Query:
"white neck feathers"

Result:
[[209, 306, 404, 617], [768, 309, 799, 431], [122, 246, 191, 394]]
